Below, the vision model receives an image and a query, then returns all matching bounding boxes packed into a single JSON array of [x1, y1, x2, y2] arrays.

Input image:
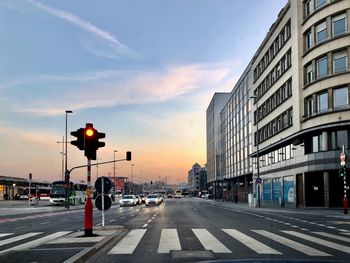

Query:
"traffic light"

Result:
[[71, 128, 85, 150], [126, 151, 132, 161], [340, 166, 346, 177], [84, 123, 105, 160]]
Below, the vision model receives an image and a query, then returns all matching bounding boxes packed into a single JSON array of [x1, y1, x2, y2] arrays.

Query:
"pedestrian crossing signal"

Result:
[[339, 167, 346, 177]]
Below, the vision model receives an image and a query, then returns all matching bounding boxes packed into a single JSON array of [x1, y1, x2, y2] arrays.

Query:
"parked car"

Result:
[[134, 195, 142, 205], [145, 194, 160, 206], [167, 194, 173, 198], [139, 194, 146, 203], [119, 195, 137, 207]]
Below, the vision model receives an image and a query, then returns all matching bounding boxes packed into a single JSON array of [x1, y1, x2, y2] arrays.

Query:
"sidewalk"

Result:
[[209, 199, 350, 219]]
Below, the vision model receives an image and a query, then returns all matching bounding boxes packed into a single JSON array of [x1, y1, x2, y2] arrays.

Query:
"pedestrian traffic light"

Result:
[[84, 123, 105, 160], [71, 128, 85, 150], [340, 166, 346, 177]]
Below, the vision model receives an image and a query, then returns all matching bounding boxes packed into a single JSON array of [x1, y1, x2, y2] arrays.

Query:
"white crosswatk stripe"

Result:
[[313, 232, 350, 243], [192, 229, 231, 253], [158, 229, 182, 253], [0, 233, 13, 238], [252, 230, 330, 256], [108, 229, 146, 254], [282, 231, 350, 254], [222, 229, 281, 254], [0, 232, 42, 247], [0, 231, 71, 255]]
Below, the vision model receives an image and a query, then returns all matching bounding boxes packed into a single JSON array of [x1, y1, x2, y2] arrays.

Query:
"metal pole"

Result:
[[343, 145, 348, 214], [65, 110, 72, 209], [85, 159, 93, 236], [102, 176, 105, 227], [114, 150, 117, 197], [61, 137, 64, 180]]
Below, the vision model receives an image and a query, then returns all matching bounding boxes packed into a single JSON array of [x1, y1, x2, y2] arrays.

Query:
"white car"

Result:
[[119, 195, 137, 207], [145, 194, 160, 206]]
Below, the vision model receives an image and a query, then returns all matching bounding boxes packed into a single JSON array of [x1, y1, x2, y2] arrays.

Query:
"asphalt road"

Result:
[[0, 198, 350, 263], [89, 198, 350, 263]]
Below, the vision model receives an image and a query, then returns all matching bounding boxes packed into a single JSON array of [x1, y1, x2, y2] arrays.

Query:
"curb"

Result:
[[63, 226, 126, 263]]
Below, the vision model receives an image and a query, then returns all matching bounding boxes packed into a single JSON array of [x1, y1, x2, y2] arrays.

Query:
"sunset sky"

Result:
[[0, 0, 287, 184]]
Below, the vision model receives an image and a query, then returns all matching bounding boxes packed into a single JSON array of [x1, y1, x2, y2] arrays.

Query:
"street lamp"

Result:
[[57, 136, 65, 180], [250, 95, 261, 208], [114, 150, 117, 196], [130, 164, 135, 194], [65, 110, 73, 209]]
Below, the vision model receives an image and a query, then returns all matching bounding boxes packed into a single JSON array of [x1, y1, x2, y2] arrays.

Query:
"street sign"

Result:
[[95, 194, 112, 211], [95, 176, 112, 194], [256, 177, 262, 184]]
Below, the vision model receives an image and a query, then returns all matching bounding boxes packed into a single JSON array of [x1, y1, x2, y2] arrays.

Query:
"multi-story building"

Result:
[[207, 0, 350, 208], [188, 163, 207, 195], [206, 93, 230, 198], [220, 65, 254, 203]]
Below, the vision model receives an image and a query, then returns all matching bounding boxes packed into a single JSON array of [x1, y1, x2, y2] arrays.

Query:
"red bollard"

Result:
[[84, 196, 93, 236], [344, 196, 348, 215]]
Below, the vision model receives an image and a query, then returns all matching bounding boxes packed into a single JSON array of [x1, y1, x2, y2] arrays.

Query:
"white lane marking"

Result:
[[0, 232, 42, 247], [109, 219, 116, 223], [60, 219, 69, 222], [147, 219, 152, 223], [313, 232, 350, 243], [108, 229, 146, 254], [326, 226, 336, 229], [0, 231, 71, 254], [142, 224, 148, 228], [120, 217, 125, 219], [192, 229, 231, 253], [158, 229, 182, 253], [40, 222, 50, 225], [12, 226, 28, 230], [0, 233, 12, 238], [253, 230, 330, 256], [222, 229, 281, 254], [282, 231, 350, 254]]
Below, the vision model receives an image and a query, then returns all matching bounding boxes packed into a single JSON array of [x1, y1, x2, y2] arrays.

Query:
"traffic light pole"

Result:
[[85, 159, 93, 237], [341, 145, 348, 214]]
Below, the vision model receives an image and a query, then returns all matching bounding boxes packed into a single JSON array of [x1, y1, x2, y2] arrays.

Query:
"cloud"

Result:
[[3, 61, 238, 116], [25, 0, 136, 58]]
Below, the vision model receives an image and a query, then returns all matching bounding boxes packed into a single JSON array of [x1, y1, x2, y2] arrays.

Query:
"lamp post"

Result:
[[57, 136, 65, 180], [130, 164, 135, 194], [114, 150, 117, 196], [65, 110, 73, 209], [250, 95, 261, 208]]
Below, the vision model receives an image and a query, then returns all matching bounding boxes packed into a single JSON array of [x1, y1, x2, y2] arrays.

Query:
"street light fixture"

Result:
[[250, 95, 261, 208]]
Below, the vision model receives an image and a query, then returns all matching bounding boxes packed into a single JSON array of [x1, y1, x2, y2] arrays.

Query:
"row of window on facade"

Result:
[[254, 78, 292, 124], [255, 144, 295, 168], [305, 84, 349, 117], [305, 129, 350, 153], [304, 12, 348, 52], [304, 0, 335, 19], [254, 20, 291, 82], [255, 107, 293, 145], [254, 49, 292, 99], [305, 48, 349, 85]]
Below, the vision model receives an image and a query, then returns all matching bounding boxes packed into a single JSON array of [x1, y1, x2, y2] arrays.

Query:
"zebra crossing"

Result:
[[108, 228, 350, 257]]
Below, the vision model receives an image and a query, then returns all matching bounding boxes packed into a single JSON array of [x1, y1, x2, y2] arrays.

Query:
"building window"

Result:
[[305, 30, 312, 50], [316, 56, 328, 78], [333, 86, 349, 110], [315, 0, 327, 9], [306, 96, 314, 116], [306, 63, 313, 84], [312, 135, 320, 153], [305, 0, 314, 17], [332, 13, 347, 36], [317, 91, 328, 113], [333, 50, 348, 74], [337, 130, 349, 150], [316, 21, 327, 43]]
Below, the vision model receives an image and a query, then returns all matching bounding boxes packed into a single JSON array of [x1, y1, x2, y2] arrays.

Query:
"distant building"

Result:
[[188, 163, 207, 196]]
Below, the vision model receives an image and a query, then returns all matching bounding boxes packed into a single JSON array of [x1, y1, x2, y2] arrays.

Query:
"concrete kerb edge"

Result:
[[63, 227, 126, 263]]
